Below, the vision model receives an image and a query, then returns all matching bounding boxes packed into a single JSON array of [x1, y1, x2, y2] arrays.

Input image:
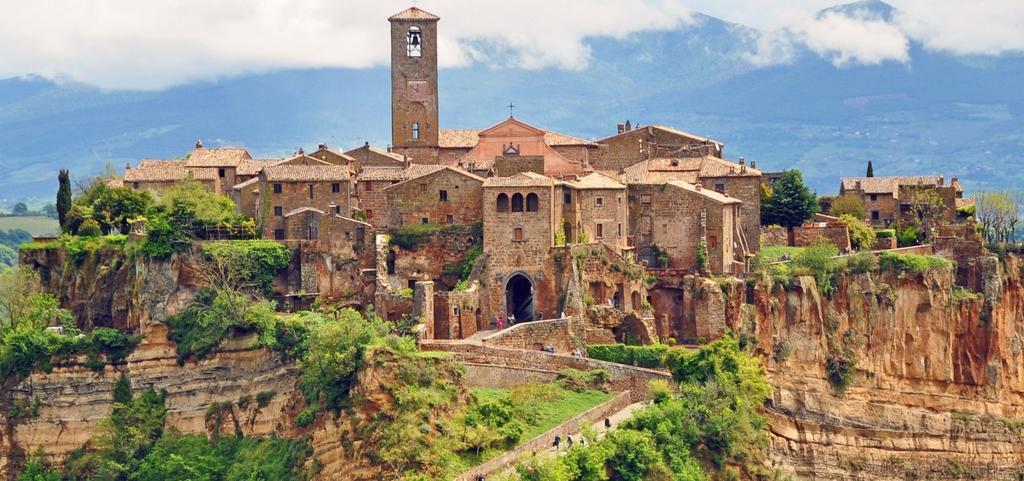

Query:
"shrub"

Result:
[[841, 252, 878, 274], [839, 214, 876, 251], [162, 288, 279, 363], [441, 243, 482, 281], [827, 354, 856, 394], [830, 195, 866, 219], [556, 368, 610, 392], [77, 219, 102, 237], [791, 238, 839, 294], [586, 344, 670, 369], [875, 228, 896, 239], [202, 240, 292, 293], [390, 223, 444, 250], [878, 252, 952, 275], [896, 224, 921, 247]]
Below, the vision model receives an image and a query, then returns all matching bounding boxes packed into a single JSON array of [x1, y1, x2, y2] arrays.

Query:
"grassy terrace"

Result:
[[471, 387, 613, 442], [760, 245, 805, 261]]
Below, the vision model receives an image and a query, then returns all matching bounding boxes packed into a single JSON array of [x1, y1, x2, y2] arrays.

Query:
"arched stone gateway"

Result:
[[505, 273, 535, 322]]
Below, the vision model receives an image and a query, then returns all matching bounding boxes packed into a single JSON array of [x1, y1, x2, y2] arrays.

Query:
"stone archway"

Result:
[[505, 273, 535, 323]]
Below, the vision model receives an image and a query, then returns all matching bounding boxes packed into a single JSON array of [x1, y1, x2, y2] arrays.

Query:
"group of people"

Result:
[[495, 314, 517, 330]]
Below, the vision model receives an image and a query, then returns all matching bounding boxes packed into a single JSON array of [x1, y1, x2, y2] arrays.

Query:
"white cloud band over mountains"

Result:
[[0, 0, 1020, 90]]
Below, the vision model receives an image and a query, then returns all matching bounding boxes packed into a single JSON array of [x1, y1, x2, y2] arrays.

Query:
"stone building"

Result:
[[123, 160, 220, 192], [182, 143, 253, 196], [355, 164, 445, 228], [449, 117, 591, 177], [591, 123, 724, 172], [307, 143, 357, 168], [384, 166, 484, 228], [839, 175, 965, 228], [628, 180, 748, 274], [620, 155, 762, 252], [344, 142, 409, 171], [256, 155, 351, 240], [389, 7, 440, 157], [562, 172, 630, 253]]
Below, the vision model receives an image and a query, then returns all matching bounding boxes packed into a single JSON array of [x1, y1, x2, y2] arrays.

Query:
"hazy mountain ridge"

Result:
[[0, 1, 1021, 202]]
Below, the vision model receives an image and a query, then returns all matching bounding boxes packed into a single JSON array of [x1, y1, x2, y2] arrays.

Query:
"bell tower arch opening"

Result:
[[388, 7, 440, 150], [505, 273, 535, 323]]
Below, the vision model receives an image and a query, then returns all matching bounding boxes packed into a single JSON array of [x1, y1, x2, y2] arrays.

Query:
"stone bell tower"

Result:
[[389, 7, 440, 150]]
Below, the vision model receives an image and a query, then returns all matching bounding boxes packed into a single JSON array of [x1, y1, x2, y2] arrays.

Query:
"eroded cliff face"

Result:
[[715, 255, 1024, 480]]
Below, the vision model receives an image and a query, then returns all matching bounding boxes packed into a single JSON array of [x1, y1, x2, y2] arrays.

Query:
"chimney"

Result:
[[695, 183, 702, 191], [625, 120, 632, 131], [125, 163, 131, 171], [617, 123, 625, 134], [855, 180, 862, 190], [195, 139, 203, 149], [738, 156, 745, 166], [751, 160, 757, 169], [318, 143, 327, 150], [364, 141, 370, 148], [297, 147, 304, 156], [938, 175, 944, 186]]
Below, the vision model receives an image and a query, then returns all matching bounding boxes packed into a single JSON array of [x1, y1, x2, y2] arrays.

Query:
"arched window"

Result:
[[412, 122, 420, 140], [407, 27, 422, 57], [511, 193, 524, 212], [526, 193, 539, 212], [496, 193, 509, 212]]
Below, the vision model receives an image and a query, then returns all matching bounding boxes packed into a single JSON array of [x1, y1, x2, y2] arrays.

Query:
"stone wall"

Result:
[[762, 225, 788, 246], [420, 341, 671, 402], [792, 223, 852, 251], [385, 168, 482, 228], [481, 318, 573, 352], [700, 174, 761, 253]]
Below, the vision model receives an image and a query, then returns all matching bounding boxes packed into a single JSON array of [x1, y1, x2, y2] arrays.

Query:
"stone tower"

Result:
[[389, 7, 440, 149]]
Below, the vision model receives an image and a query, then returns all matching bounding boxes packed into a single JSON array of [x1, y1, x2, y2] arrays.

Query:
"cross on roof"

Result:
[[508, 102, 515, 118]]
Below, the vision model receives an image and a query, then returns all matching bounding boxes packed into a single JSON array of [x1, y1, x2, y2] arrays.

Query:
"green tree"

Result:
[[760, 170, 818, 227], [0, 244, 17, 268], [12, 202, 28, 216], [866, 160, 874, 177], [603, 429, 670, 481], [0, 267, 43, 329], [57, 169, 73, 231], [92, 187, 153, 234], [40, 204, 57, 219], [830, 195, 866, 220], [839, 214, 876, 251]]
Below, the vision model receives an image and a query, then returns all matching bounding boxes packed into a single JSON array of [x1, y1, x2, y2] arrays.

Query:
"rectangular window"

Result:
[[513, 227, 524, 241], [421, 217, 429, 224], [355, 227, 365, 243], [309, 184, 314, 200], [273, 183, 282, 194], [332, 183, 340, 193], [871, 210, 880, 220], [365, 182, 373, 192], [617, 196, 622, 205], [596, 223, 604, 239], [273, 229, 284, 240], [708, 235, 717, 248], [596, 197, 604, 206], [563, 188, 572, 204], [446, 214, 454, 224], [420, 183, 427, 193], [439, 190, 448, 202], [714, 182, 726, 194], [133, 182, 140, 189], [274, 206, 283, 217], [453, 306, 460, 317], [218, 168, 225, 178], [870, 194, 877, 202], [617, 223, 622, 237]]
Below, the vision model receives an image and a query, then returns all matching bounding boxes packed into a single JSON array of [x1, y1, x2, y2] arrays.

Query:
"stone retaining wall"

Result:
[[461, 363, 560, 388], [481, 318, 572, 352], [420, 341, 671, 401], [455, 391, 633, 481]]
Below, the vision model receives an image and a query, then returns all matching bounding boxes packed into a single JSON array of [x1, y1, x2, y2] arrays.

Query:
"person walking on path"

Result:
[[553, 435, 561, 451], [604, 417, 611, 429], [567, 435, 574, 449], [497, 315, 504, 330]]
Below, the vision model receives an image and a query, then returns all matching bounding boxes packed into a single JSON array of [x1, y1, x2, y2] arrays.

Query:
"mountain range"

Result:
[[0, 0, 1021, 204]]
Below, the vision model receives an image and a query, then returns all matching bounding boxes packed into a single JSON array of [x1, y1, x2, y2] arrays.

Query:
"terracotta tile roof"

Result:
[[125, 160, 217, 182], [483, 171, 554, 188], [596, 124, 723, 147], [438, 128, 596, 149], [237, 158, 284, 176], [666, 181, 741, 204], [358, 164, 445, 182], [284, 207, 326, 217], [385, 166, 484, 191], [261, 165, 349, 182], [698, 156, 762, 178], [388, 7, 439, 21], [184, 147, 251, 167], [231, 177, 259, 190], [840, 176, 943, 195], [569, 172, 626, 190], [956, 197, 976, 209]]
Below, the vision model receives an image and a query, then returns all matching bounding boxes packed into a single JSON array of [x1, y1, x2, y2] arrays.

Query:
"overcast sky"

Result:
[[0, 0, 1020, 90]]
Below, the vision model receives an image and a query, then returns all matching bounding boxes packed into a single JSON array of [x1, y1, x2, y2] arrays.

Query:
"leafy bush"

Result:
[[896, 224, 921, 247], [201, 240, 292, 292], [390, 223, 445, 250], [875, 228, 896, 239], [830, 195, 866, 219], [162, 288, 278, 364], [791, 238, 839, 294], [839, 214, 876, 251], [78, 219, 102, 237], [555, 368, 610, 392], [586, 344, 671, 369], [878, 252, 952, 275], [840, 252, 879, 274], [827, 354, 856, 394]]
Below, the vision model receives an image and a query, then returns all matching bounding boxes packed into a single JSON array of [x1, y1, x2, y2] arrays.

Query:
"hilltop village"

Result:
[[8, 6, 1023, 481]]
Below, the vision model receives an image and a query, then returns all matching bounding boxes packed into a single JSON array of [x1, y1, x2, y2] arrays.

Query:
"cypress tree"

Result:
[[57, 169, 72, 231], [866, 160, 874, 177], [761, 169, 819, 227]]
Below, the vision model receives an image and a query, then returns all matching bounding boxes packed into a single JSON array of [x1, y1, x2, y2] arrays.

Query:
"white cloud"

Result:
[[0, 0, 1020, 90]]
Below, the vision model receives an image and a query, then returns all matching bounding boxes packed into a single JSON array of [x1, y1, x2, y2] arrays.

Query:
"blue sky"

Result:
[[0, 0, 1021, 90]]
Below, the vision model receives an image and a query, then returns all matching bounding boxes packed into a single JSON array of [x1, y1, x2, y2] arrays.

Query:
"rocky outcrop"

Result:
[[700, 256, 1024, 480]]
